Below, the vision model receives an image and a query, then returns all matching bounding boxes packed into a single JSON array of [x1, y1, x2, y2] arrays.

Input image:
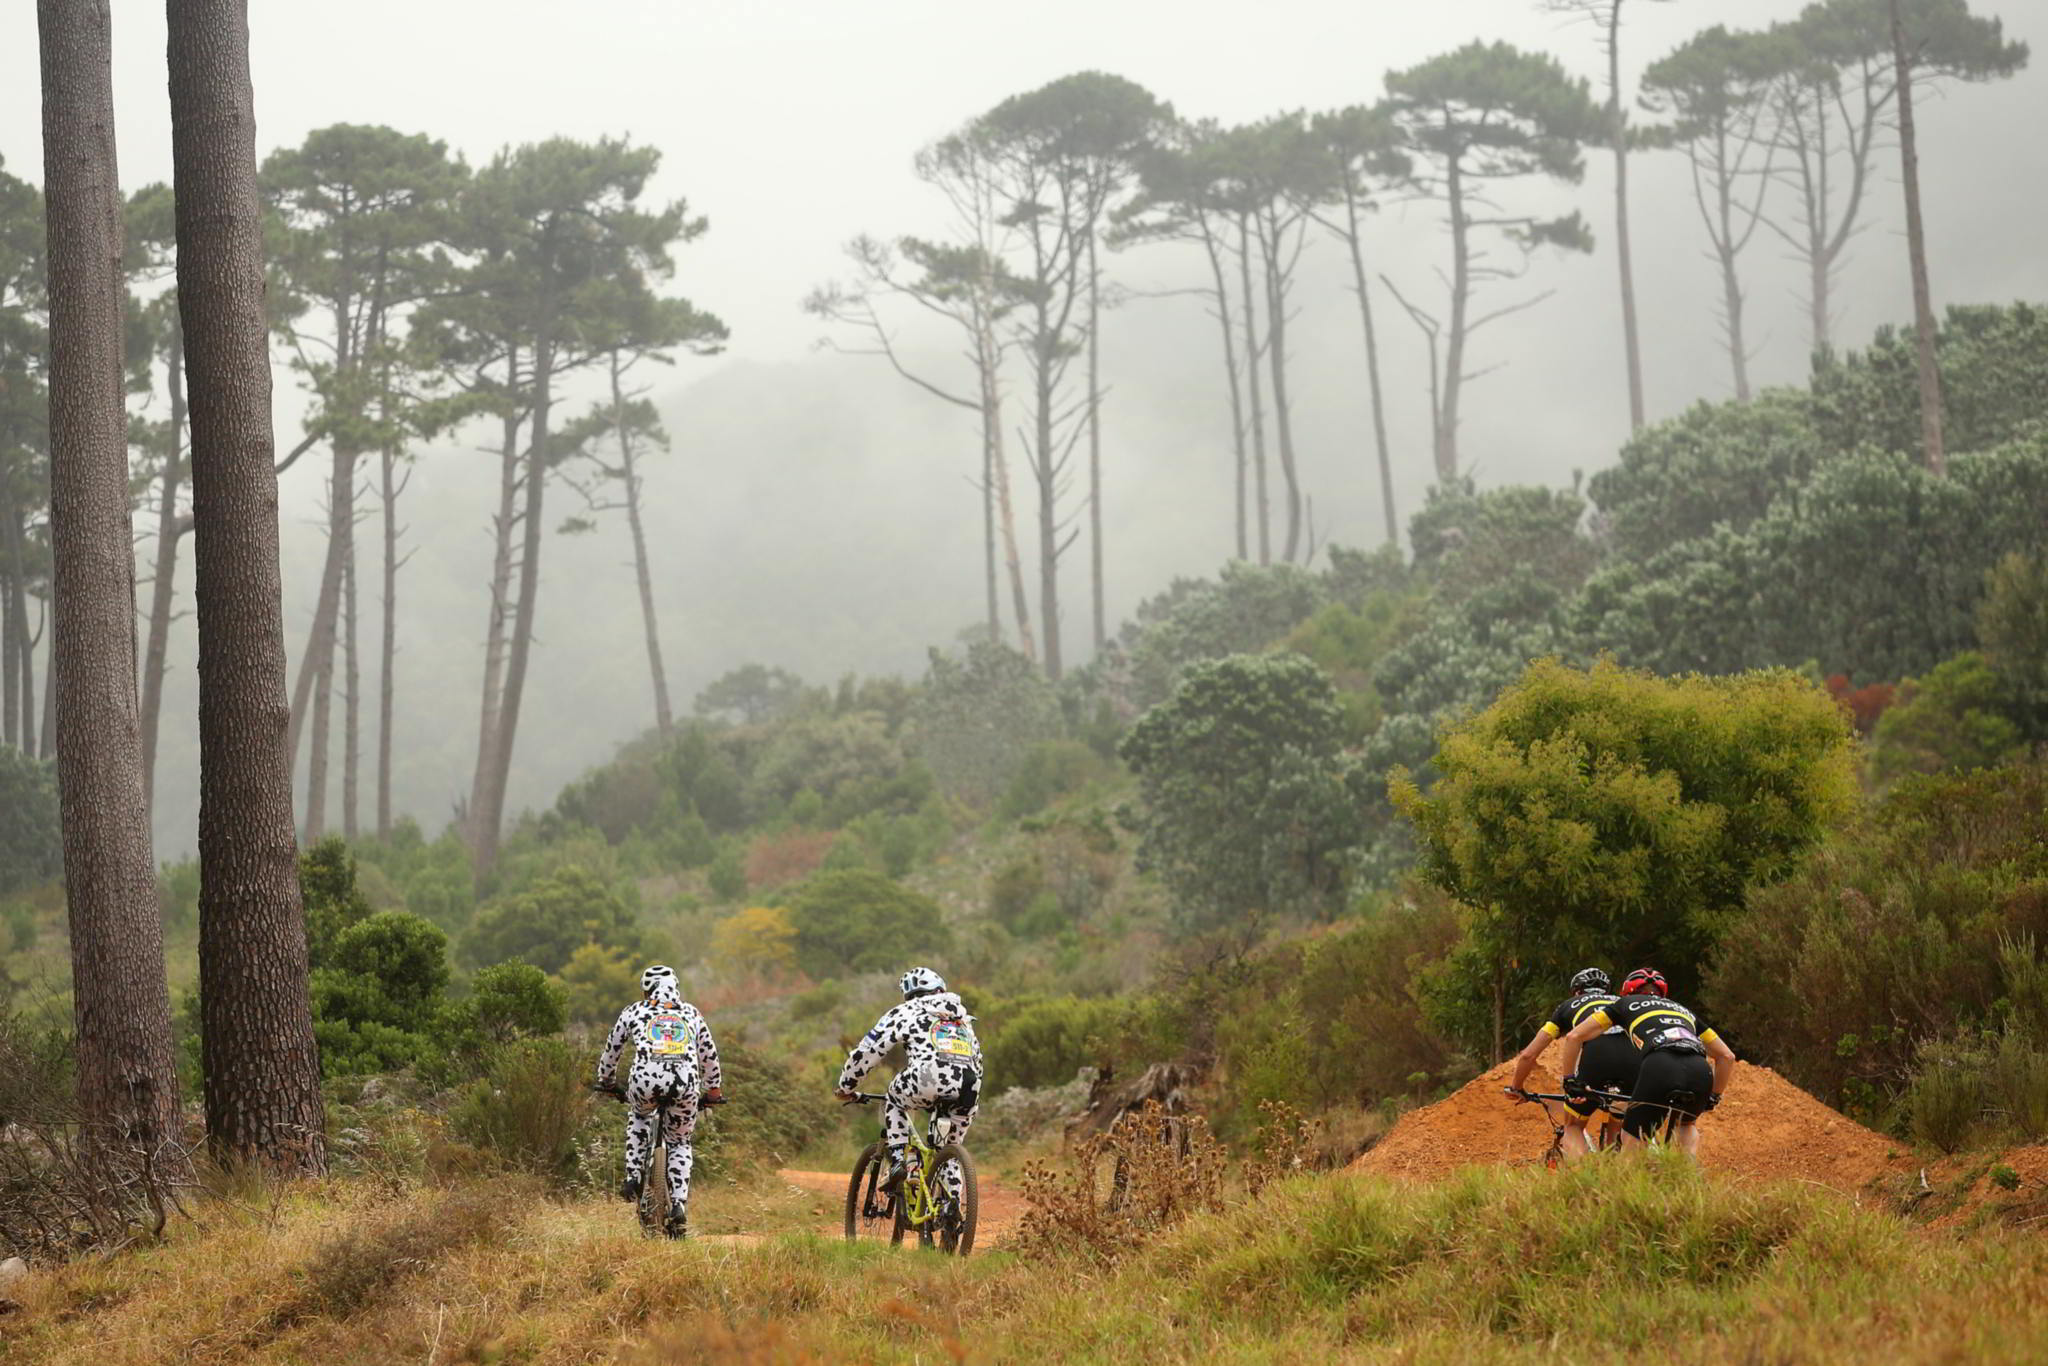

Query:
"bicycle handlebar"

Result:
[[839, 1091, 886, 1106], [1505, 1085, 1629, 1115]]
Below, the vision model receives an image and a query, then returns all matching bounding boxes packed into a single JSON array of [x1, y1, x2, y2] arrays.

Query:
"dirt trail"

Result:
[[777, 1168, 1028, 1249], [1350, 1059, 1908, 1194]]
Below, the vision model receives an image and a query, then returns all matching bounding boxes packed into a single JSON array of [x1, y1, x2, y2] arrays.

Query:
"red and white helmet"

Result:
[[1620, 967, 1668, 997]]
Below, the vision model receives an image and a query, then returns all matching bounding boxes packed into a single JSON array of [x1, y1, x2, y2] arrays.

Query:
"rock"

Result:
[[0, 1257, 26, 1290]]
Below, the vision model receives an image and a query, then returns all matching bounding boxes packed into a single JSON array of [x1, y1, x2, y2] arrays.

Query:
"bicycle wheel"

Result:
[[844, 1141, 899, 1244], [930, 1144, 979, 1257], [638, 1134, 670, 1239]]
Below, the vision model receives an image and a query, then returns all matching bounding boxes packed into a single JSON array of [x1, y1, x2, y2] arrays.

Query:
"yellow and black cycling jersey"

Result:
[[1539, 990, 1621, 1040], [1584, 994, 1721, 1056]]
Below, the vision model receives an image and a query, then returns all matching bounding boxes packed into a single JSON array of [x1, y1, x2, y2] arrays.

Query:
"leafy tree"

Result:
[[1810, 303, 2048, 460], [309, 910, 450, 1076], [784, 869, 950, 978], [300, 835, 374, 969], [0, 744, 59, 895], [909, 639, 1062, 806], [459, 866, 642, 974], [711, 905, 799, 978], [1384, 42, 1600, 482], [1587, 390, 1823, 559], [1124, 561, 1328, 708], [1868, 652, 2025, 781], [1119, 653, 1372, 931], [1393, 659, 1858, 1060], [745, 711, 906, 818], [1977, 553, 2048, 739], [1639, 26, 1786, 400], [693, 663, 810, 727], [555, 943, 639, 1027]]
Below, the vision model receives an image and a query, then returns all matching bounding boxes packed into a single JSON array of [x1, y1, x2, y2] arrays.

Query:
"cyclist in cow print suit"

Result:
[[835, 967, 982, 1198], [597, 965, 724, 1236]]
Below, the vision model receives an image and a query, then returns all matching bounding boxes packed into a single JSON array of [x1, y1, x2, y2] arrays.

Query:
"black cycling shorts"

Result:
[[1567, 1034, 1640, 1118], [1622, 1048, 1713, 1139]]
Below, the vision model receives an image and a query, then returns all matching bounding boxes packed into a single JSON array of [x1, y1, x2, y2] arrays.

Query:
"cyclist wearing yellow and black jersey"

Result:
[[1504, 968, 1639, 1159], [1556, 967, 1736, 1156]]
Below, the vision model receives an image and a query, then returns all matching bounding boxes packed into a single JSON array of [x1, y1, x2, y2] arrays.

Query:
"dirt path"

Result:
[[777, 1167, 1027, 1249]]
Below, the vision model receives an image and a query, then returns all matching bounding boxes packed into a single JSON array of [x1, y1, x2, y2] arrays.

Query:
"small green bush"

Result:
[[446, 1038, 589, 1184], [459, 866, 642, 973], [706, 843, 747, 902], [1908, 1044, 1988, 1153], [980, 995, 1128, 1094], [785, 869, 949, 978]]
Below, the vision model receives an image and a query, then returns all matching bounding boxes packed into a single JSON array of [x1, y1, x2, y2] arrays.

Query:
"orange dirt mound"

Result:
[[1349, 1059, 1907, 1194]]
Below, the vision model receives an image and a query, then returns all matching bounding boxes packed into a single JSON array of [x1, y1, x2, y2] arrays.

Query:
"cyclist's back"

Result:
[[1561, 967, 1735, 1156], [837, 967, 982, 1188]]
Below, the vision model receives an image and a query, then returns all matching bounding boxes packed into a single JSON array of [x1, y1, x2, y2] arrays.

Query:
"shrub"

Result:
[[690, 1042, 841, 1180], [1908, 1041, 1987, 1153], [0, 746, 60, 896], [785, 869, 950, 978], [710, 905, 798, 979], [910, 640, 1063, 806], [705, 842, 747, 902], [459, 866, 642, 974], [980, 995, 1129, 1094], [998, 740, 1105, 821], [446, 1038, 587, 1183], [1869, 652, 2026, 782], [435, 960, 567, 1078], [280, 1188, 512, 1322], [555, 943, 641, 1027], [310, 912, 451, 1077], [742, 828, 836, 893]]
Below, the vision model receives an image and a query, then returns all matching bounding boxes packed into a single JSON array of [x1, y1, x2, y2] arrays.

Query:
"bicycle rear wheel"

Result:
[[844, 1141, 900, 1244], [931, 1144, 979, 1257]]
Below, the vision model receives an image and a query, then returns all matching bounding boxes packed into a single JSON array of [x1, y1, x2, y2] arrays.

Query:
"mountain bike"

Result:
[[1505, 1085, 1629, 1168], [841, 1091, 979, 1256], [594, 1083, 724, 1238]]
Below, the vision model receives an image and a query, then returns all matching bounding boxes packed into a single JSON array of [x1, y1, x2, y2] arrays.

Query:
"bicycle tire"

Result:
[[931, 1143, 979, 1257], [844, 1141, 898, 1244]]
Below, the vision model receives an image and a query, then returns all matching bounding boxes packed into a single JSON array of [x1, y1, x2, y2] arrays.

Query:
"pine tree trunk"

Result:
[[140, 320, 185, 808], [1260, 211, 1302, 563], [1199, 226, 1248, 562], [341, 520, 359, 840], [1340, 188, 1399, 547], [1891, 0, 1945, 476], [468, 387, 521, 857], [376, 443, 398, 839], [474, 325, 555, 875], [2, 512, 17, 750], [39, 607, 56, 760], [1439, 152, 1471, 484], [1609, 5, 1647, 433], [1030, 284, 1063, 681], [1086, 230, 1105, 656], [976, 298, 1035, 665], [284, 438, 352, 776], [1237, 217, 1270, 565], [614, 355, 673, 735], [982, 418, 998, 644], [168, 0, 326, 1173], [1721, 246, 1751, 403], [39, 0, 183, 1154]]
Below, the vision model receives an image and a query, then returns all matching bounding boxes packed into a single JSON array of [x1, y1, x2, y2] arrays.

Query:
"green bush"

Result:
[[310, 911, 451, 1077], [446, 1038, 589, 1184], [1908, 1042, 1987, 1153], [706, 842, 747, 902], [1869, 651, 2026, 782], [997, 740, 1105, 821], [459, 866, 642, 973], [979, 995, 1128, 1094], [691, 1041, 842, 1180], [435, 961, 567, 1078], [784, 869, 950, 978], [0, 747, 61, 896]]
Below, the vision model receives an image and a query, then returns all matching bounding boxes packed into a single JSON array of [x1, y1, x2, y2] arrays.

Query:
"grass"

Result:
[[5, 1154, 2047, 1364]]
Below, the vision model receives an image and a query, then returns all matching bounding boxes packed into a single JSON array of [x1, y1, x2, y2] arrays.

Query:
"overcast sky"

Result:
[[3, 0, 2044, 854]]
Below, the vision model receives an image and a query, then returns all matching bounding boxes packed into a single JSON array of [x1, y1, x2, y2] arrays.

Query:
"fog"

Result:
[[2, 0, 2044, 856]]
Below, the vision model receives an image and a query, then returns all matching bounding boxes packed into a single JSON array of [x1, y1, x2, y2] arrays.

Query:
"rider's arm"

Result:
[[1555, 1010, 1612, 1083], [1704, 1030, 1736, 1100], [597, 1002, 640, 1090], [1507, 1026, 1555, 1094], [837, 1005, 908, 1093], [692, 1005, 723, 1093]]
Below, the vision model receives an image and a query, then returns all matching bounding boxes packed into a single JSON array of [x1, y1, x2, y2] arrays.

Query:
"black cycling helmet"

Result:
[[1569, 967, 1611, 994]]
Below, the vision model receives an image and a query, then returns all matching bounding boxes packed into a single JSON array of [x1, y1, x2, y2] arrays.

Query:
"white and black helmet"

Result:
[[1569, 967, 1611, 995], [641, 964, 679, 996], [900, 966, 946, 998]]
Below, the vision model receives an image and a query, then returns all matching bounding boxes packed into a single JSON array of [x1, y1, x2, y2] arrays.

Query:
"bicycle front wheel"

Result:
[[931, 1144, 979, 1257], [844, 1141, 899, 1244]]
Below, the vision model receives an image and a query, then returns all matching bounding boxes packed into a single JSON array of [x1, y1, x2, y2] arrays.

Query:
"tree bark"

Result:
[[39, 606, 55, 760], [1608, 3, 1647, 432], [614, 353, 674, 735], [284, 437, 353, 777], [1237, 216, 1270, 564], [975, 289, 1035, 665], [1439, 150, 1471, 484], [981, 408, 998, 645], [2, 503, 18, 750], [168, 0, 326, 1172], [303, 647, 329, 841], [140, 317, 185, 808], [1025, 253, 1064, 681], [39, 0, 183, 1155], [341, 520, 359, 839], [1890, 0, 1945, 476], [376, 441, 398, 839]]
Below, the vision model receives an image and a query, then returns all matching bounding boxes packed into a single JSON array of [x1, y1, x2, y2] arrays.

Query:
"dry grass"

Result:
[[5, 1159, 2048, 1365]]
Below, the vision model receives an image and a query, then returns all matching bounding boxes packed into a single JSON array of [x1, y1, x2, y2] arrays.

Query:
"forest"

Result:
[[3, 0, 2048, 1361]]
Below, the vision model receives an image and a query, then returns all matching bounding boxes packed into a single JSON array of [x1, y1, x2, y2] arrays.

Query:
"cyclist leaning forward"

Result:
[[1506, 966, 1640, 1160], [1556, 967, 1736, 1157]]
